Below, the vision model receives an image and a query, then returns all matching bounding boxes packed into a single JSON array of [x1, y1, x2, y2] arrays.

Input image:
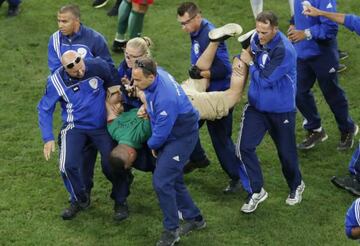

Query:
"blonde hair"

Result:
[[126, 37, 153, 58]]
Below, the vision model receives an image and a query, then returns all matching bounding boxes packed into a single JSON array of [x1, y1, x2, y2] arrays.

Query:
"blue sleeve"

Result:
[[309, 0, 338, 40], [37, 79, 60, 142], [147, 93, 178, 150], [48, 35, 61, 74], [250, 47, 290, 88], [344, 14, 360, 36]]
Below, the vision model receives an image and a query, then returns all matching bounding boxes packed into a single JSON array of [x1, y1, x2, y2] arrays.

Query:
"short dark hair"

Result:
[[108, 145, 127, 174], [256, 11, 278, 27], [134, 57, 157, 77], [177, 2, 201, 17], [59, 4, 81, 19]]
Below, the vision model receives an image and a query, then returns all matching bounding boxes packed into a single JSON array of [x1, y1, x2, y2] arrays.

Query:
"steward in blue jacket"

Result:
[[236, 11, 304, 214], [289, 0, 356, 151], [38, 51, 122, 220], [132, 57, 205, 245]]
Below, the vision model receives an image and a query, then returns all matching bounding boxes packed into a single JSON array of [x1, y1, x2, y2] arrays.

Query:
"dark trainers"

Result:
[[107, 0, 121, 16], [112, 40, 127, 53], [156, 229, 180, 246], [179, 217, 206, 236], [61, 193, 90, 219], [339, 50, 349, 60], [337, 63, 347, 73], [238, 29, 256, 49], [344, 177, 360, 196], [92, 0, 109, 8], [223, 179, 242, 194], [209, 23, 243, 42], [7, 5, 20, 17], [183, 157, 210, 174], [297, 128, 328, 150], [331, 175, 355, 190], [337, 125, 359, 151], [286, 180, 305, 205], [113, 202, 129, 222]]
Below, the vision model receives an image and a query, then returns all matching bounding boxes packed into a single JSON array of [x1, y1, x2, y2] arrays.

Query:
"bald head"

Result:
[[61, 51, 85, 78]]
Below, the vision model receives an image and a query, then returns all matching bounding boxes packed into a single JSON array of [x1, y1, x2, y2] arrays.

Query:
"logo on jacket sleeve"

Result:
[[89, 79, 98, 89], [172, 155, 180, 162], [160, 110, 168, 116], [77, 47, 87, 58], [326, 2, 333, 9]]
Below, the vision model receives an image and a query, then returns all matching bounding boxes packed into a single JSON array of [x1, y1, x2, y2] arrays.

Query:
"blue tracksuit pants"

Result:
[[153, 130, 201, 230], [236, 104, 302, 194], [58, 126, 120, 204], [189, 109, 251, 193], [348, 142, 360, 178], [296, 45, 355, 133]]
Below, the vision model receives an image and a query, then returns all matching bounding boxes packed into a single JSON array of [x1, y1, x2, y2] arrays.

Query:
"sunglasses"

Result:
[[179, 14, 197, 26], [65, 56, 81, 69]]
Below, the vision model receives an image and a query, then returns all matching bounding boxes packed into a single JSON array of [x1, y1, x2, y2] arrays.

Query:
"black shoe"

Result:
[[183, 157, 210, 174], [112, 40, 127, 53], [297, 128, 328, 150], [156, 229, 180, 246], [179, 216, 206, 236], [113, 202, 129, 222], [337, 64, 347, 73], [92, 0, 109, 8], [223, 179, 242, 194], [339, 50, 349, 60], [61, 196, 89, 220], [238, 29, 256, 49], [344, 177, 360, 196], [7, 5, 19, 17], [107, 0, 121, 16], [337, 125, 359, 151], [331, 175, 355, 190]]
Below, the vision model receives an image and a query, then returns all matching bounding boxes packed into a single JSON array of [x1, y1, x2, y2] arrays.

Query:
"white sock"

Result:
[[250, 0, 263, 19], [288, 0, 294, 16], [313, 127, 322, 133]]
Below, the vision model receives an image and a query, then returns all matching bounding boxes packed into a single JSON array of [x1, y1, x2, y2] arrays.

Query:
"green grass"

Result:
[[1, 0, 360, 245]]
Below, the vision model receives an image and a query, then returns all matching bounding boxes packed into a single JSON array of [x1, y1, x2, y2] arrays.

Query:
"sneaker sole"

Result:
[[209, 23, 243, 41], [286, 182, 305, 205], [237, 29, 256, 43], [330, 177, 347, 190], [93, 0, 109, 8], [345, 186, 360, 196], [241, 192, 268, 213], [297, 134, 328, 150], [180, 221, 207, 236]]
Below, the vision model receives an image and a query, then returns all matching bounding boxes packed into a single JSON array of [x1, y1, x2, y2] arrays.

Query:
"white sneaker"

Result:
[[286, 180, 305, 205], [209, 23, 243, 42], [237, 29, 256, 49], [241, 188, 268, 213]]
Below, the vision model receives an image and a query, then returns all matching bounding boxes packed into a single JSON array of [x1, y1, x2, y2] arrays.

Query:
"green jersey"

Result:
[[107, 108, 151, 149]]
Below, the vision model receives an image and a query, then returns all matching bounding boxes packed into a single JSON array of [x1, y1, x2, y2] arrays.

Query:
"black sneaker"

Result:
[[179, 217, 206, 236], [223, 179, 242, 194], [92, 0, 109, 8], [61, 195, 89, 221], [238, 29, 256, 49], [339, 50, 349, 60], [337, 125, 359, 151], [297, 129, 328, 150], [183, 157, 210, 174], [113, 202, 129, 222], [107, 0, 121, 16], [344, 177, 360, 196], [331, 175, 355, 190], [156, 229, 180, 246], [112, 40, 127, 53], [337, 64, 347, 73], [7, 5, 20, 17]]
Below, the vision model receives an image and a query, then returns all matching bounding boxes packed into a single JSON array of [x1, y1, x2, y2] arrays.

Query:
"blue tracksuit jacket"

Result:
[[38, 57, 115, 142], [190, 19, 232, 92], [293, 0, 338, 59], [144, 67, 199, 150], [345, 198, 360, 238], [248, 31, 297, 113], [344, 14, 360, 35]]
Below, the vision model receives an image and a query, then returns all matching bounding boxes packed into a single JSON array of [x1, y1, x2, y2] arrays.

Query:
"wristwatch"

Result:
[[248, 61, 254, 66], [304, 28, 312, 40]]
